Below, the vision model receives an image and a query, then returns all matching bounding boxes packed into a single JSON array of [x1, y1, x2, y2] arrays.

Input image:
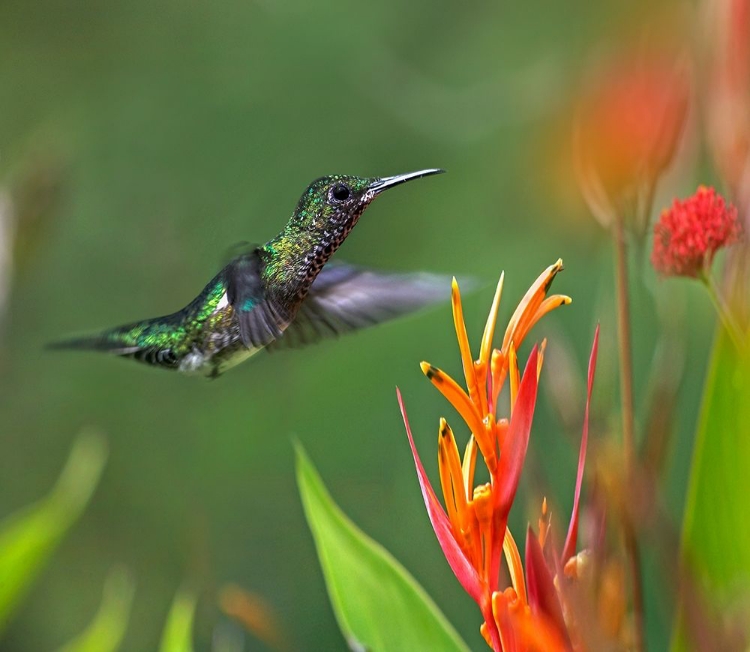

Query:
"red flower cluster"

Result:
[[652, 186, 742, 278]]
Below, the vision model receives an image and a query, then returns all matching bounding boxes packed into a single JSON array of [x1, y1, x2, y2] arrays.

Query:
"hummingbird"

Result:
[[51, 169, 449, 377]]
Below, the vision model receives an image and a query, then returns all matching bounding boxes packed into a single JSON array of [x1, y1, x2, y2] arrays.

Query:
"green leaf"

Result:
[[295, 443, 470, 652], [0, 431, 108, 632], [158, 585, 197, 652], [673, 330, 750, 649], [57, 567, 135, 652]]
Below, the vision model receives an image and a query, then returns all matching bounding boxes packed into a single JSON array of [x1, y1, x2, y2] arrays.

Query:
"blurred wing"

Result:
[[268, 264, 452, 350], [226, 251, 289, 348]]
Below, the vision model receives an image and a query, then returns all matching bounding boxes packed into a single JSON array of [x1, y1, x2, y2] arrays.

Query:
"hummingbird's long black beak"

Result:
[[368, 168, 445, 195]]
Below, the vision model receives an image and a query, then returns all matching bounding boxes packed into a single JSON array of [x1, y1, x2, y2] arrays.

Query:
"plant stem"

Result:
[[701, 269, 745, 351], [613, 220, 636, 467], [613, 217, 646, 652]]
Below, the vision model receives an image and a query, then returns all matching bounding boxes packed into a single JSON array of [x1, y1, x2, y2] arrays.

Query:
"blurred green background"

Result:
[[0, 0, 716, 649]]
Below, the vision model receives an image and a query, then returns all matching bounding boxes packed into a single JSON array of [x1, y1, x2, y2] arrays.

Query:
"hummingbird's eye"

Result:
[[330, 184, 351, 202]]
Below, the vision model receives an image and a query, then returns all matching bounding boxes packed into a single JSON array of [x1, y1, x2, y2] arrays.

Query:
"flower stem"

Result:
[[613, 218, 646, 652], [701, 269, 745, 351], [613, 220, 636, 468]]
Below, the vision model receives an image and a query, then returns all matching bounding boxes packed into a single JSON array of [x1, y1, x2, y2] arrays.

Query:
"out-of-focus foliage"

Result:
[[296, 443, 470, 652], [57, 567, 135, 652], [673, 330, 750, 649], [158, 586, 197, 652], [0, 432, 107, 633]]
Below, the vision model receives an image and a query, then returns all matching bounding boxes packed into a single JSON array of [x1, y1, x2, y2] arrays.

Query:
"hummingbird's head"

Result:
[[290, 169, 445, 237], [265, 168, 444, 304]]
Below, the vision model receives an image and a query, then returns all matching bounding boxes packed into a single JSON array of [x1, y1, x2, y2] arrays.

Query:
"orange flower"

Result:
[[705, 0, 750, 205], [399, 261, 605, 651], [574, 52, 690, 233]]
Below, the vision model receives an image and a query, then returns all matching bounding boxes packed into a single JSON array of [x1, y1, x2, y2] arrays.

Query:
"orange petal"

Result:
[[438, 419, 460, 528], [438, 418, 470, 531], [491, 348, 508, 412], [452, 278, 481, 406], [533, 294, 572, 327], [537, 338, 547, 380], [462, 435, 478, 499], [539, 498, 550, 549], [508, 342, 520, 415], [421, 361, 496, 469], [502, 527, 527, 606], [480, 274, 504, 368], [495, 418, 509, 450], [502, 260, 564, 353], [472, 483, 494, 583]]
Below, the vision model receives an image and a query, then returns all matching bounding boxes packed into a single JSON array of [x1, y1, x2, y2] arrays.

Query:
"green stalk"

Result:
[[613, 217, 645, 652], [700, 269, 745, 351]]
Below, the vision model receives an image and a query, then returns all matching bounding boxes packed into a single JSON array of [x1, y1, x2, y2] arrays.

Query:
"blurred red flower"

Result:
[[575, 54, 690, 233], [706, 0, 750, 208]]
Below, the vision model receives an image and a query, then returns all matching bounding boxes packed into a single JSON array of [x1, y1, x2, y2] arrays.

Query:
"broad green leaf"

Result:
[[0, 431, 107, 632], [158, 585, 197, 652], [57, 567, 135, 652], [672, 330, 750, 649], [295, 443, 470, 652]]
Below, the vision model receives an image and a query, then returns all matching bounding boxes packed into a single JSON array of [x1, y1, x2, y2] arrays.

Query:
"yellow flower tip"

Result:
[[420, 361, 443, 383], [479, 273, 505, 367], [542, 497, 548, 515], [502, 527, 528, 606], [479, 623, 492, 649], [564, 550, 591, 580], [451, 277, 462, 303], [560, 295, 573, 306], [439, 417, 450, 438], [472, 483, 493, 524], [543, 259, 565, 292]]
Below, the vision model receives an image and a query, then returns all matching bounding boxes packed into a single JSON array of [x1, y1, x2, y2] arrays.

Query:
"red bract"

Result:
[[652, 186, 743, 278]]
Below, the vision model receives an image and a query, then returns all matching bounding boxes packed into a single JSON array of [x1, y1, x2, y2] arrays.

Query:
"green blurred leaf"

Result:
[[0, 431, 108, 632], [57, 567, 135, 652], [158, 585, 197, 652], [295, 443, 470, 652], [673, 330, 750, 649]]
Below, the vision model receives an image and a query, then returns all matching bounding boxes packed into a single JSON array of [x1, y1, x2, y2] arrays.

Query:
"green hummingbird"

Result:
[[52, 169, 449, 377]]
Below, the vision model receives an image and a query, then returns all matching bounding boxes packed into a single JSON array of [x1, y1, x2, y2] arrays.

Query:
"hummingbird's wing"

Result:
[[225, 251, 289, 348], [267, 263, 451, 350]]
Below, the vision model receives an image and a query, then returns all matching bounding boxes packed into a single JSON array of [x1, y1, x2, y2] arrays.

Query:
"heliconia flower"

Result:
[[574, 52, 690, 233], [651, 186, 743, 278], [399, 262, 607, 651]]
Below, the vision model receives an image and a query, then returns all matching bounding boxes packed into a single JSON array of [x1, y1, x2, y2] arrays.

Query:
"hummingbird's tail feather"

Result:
[[47, 320, 180, 369], [47, 333, 140, 354]]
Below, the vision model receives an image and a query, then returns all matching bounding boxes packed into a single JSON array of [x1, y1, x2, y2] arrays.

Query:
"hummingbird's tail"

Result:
[[46, 332, 138, 354], [47, 319, 180, 369]]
